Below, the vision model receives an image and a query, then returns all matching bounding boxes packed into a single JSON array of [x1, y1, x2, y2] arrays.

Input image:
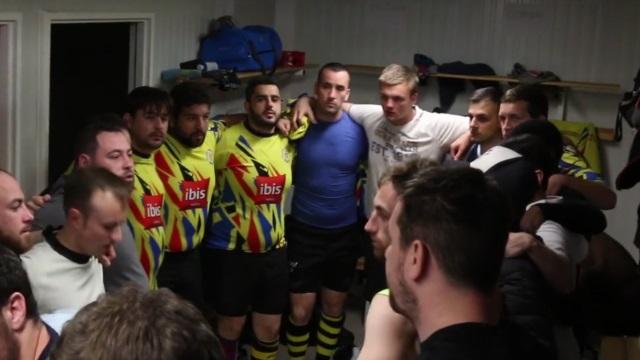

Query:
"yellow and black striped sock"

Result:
[[250, 337, 279, 360], [315, 312, 344, 360], [286, 315, 310, 360]]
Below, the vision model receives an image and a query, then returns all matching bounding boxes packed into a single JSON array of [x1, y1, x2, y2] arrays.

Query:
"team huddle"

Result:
[[0, 62, 614, 360]]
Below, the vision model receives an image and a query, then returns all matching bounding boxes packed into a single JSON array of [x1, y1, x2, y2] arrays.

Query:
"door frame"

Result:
[[36, 12, 154, 190], [0, 13, 22, 175]]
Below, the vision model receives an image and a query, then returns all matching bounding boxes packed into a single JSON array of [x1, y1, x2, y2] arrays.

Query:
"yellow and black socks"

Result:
[[316, 312, 345, 360], [250, 337, 279, 360], [286, 315, 310, 359]]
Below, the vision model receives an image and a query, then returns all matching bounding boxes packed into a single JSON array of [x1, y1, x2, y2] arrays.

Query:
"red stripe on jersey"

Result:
[[169, 218, 183, 252], [140, 245, 151, 277], [154, 152, 175, 176], [247, 211, 261, 253], [128, 198, 146, 224], [156, 170, 183, 208]]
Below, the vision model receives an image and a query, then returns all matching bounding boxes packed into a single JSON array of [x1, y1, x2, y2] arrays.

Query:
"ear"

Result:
[[4, 293, 27, 331], [67, 208, 84, 228], [77, 153, 92, 168], [344, 88, 351, 102], [406, 239, 427, 281], [410, 90, 419, 104]]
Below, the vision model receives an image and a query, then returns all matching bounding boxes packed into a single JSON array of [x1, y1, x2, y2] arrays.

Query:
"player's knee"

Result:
[[290, 303, 313, 325], [322, 294, 346, 317], [218, 316, 246, 339], [254, 319, 281, 340]]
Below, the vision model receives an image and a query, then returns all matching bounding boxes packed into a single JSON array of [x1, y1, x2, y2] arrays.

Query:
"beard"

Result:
[[388, 273, 417, 319], [247, 112, 277, 130], [133, 132, 165, 153], [0, 230, 26, 254], [170, 128, 205, 148]]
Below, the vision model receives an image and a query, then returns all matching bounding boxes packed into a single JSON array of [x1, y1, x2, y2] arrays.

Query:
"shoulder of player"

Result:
[[418, 107, 467, 122]]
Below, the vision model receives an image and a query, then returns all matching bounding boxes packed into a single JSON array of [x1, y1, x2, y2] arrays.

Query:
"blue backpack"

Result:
[[198, 17, 282, 74]]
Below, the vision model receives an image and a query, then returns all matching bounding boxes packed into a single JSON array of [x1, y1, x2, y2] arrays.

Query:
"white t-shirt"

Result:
[[21, 238, 105, 314], [348, 104, 468, 214], [526, 196, 589, 265], [535, 219, 589, 265]]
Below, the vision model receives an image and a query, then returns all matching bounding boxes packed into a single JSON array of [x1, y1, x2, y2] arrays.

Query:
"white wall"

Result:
[[0, 0, 230, 194], [223, 0, 640, 258]]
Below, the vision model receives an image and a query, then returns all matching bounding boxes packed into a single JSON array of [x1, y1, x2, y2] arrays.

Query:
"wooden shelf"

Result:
[[190, 66, 306, 85], [345, 64, 619, 142], [345, 64, 621, 93], [236, 66, 306, 79]]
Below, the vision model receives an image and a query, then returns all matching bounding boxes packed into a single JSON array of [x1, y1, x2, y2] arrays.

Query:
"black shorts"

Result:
[[287, 217, 361, 293], [202, 247, 288, 316], [157, 248, 205, 310]]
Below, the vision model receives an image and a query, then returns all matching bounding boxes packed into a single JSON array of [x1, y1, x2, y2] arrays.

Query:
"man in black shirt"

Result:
[[383, 164, 524, 359]]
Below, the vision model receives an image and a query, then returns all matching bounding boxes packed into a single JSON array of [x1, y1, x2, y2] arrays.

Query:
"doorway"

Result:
[[36, 13, 153, 190], [0, 16, 19, 173], [48, 22, 131, 184]]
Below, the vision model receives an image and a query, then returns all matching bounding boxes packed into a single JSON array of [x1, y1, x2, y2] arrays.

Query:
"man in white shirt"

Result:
[[340, 64, 469, 214], [21, 166, 130, 314]]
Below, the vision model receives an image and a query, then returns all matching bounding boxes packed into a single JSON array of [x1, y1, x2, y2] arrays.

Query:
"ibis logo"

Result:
[[180, 178, 210, 210], [142, 194, 164, 229], [254, 175, 285, 204]]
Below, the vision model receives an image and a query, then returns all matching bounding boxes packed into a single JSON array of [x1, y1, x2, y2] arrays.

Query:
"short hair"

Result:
[[170, 82, 212, 120], [125, 86, 172, 116], [378, 64, 419, 93], [501, 84, 549, 119], [51, 286, 223, 360], [483, 156, 539, 231], [63, 167, 130, 216], [378, 158, 439, 193], [0, 244, 39, 320], [470, 86, 503, 105], [501, 133, 559, 188], [397, 166, 510, 294], [316, 62, 350, 83], [74, 113, 128, 160], [245, 76, 278, 101], [509, 119, 564, 163]]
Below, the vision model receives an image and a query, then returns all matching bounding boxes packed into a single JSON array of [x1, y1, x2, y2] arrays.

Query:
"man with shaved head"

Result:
[[0, 170, 34, 253]]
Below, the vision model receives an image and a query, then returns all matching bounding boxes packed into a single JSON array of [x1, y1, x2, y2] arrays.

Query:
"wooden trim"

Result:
[[236, 66, 305, 79], [597, 127, 616, 142]]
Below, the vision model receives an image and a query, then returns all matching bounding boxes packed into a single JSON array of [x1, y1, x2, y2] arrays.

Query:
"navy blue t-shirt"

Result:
[[291, 112, 367, 228]]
